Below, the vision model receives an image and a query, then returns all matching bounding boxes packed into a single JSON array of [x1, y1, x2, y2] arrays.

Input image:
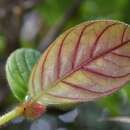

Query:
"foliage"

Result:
[[28, 20, 130, 109], [1, 0, 130, 129], [0, 20, 129, 126], [6, 49, 41, 101]]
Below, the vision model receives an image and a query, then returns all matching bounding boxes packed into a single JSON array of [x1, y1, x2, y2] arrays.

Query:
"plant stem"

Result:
[[0, 105, 24, 126]]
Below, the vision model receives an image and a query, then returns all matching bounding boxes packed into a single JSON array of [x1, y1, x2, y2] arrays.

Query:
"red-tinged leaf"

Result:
[[28, 20, 130, 108]]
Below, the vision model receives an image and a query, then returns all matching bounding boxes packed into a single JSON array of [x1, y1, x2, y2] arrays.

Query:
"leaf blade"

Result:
[[6, 48, 41, 101], [29, 20, 130, 107]]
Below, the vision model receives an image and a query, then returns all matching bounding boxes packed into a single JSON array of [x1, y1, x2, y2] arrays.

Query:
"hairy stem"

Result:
[[0, 105, 24, 126]]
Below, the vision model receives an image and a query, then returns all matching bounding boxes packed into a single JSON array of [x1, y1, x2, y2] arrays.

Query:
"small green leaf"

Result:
[[6, 48, 41, 101]]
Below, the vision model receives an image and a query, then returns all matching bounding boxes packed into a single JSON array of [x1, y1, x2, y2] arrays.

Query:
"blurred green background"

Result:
[[0, 0, 130, 130]]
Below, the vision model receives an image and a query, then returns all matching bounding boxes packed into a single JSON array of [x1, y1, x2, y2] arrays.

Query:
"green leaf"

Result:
[[97, 92, 121, 116], [6, 48, 41, 101]]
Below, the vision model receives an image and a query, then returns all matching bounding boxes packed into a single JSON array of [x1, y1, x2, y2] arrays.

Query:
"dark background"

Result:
[[0, 0, 130, 130]]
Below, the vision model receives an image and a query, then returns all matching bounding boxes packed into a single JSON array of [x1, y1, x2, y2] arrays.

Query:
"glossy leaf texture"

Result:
[[6, 48, 41, 101], [29, 20, 130, 107]]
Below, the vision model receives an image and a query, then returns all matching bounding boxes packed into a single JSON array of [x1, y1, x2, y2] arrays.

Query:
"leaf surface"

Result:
[[29, 20, 130, 107], [6, 48, 41, 101]]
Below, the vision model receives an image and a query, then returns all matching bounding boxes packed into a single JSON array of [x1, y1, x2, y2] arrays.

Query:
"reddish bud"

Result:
[[23, 102, 46, 119]]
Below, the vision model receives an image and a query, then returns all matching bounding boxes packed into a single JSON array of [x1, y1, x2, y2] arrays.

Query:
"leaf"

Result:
[[97, 92, 121, 116], [29, 20, 130, 108], [98, 85, 130, 116], [6, 48, 41, 101]]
